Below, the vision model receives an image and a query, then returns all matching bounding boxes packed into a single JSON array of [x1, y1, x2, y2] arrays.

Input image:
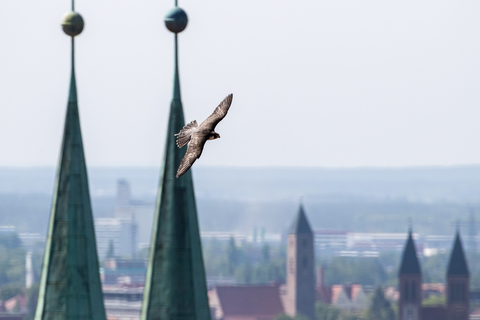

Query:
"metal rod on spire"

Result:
[[61, 10, 83, 103], [72, 37, 75, 71], [72, 0, 74, 11], [173, 34, 181, 101]]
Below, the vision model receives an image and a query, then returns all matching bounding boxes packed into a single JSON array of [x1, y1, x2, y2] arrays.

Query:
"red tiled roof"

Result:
[[422, 283, 445, 294], [223, 317, 276, 320], [421, 307, 447, 320], [0, 315, 24, 320], [4, 295, 26, 312], [316, 285, 364, 304], [471, 308, 480, 316], [350, 285, 363, 300], [330, 285, 344, 304], [214, 285, 284, 319]]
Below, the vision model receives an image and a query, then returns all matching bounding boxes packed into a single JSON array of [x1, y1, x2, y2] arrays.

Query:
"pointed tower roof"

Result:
[[289, 204, 313, 235], [35, 4, 106, 320], [140, 4, 210, 320], [447, 231, 469, 276], [399, 230, 421, 275]]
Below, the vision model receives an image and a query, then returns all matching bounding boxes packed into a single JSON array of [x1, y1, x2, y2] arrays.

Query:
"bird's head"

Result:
[[209, 132, 221, 140]]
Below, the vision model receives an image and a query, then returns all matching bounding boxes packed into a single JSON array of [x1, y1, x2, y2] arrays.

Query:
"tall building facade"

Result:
[[95, 217, 138, 259], [116, 179, 131, 206], [285, 204, 315, 320], [398, 230, 470, 320]]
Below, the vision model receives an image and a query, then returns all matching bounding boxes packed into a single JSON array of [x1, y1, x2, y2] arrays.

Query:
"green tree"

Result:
[[0, 233, 22, 249], [274, 314, 309, 320], [421, 252, 449, 284], [315, 301, 342, 320], [325, 257, 387, 286], [262, 243, 271, 263], [422, 294, 446, 306], [0, 282, 23, 301], [365, 287, 395, 320], [226, 237, 239, 276], [235, 260, 253, 284], [202, 239, 286, 284], [25, 283, 40, 320], [137, 247, 149, 260], [274, 314, 293, 320], [203, 238, 228, 277], [341, 314, 366, 320], [0, 233, 26, 297]]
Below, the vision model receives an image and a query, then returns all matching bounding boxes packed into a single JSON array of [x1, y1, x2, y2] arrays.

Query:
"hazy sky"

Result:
[[1, 0, 480, 167]]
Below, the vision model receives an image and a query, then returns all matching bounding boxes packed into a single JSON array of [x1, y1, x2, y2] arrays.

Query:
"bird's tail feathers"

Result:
[[175, 120, 198, 148]]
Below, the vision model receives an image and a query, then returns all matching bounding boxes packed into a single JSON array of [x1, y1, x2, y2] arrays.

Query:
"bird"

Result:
[[175, 94, 234, 178]]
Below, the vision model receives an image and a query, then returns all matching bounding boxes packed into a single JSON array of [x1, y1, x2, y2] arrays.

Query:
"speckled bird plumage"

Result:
[[175, 94, 233, 178]]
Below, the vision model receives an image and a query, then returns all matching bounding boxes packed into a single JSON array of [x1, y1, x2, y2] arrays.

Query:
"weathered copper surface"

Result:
[[34, 29, 106, 320], [140, 31, 210, 320]]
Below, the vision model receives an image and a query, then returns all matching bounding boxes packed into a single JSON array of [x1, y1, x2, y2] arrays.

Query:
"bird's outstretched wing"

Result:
[[200, 94, 233, 130], [176, 135, 207, 178], [175, 120, 198, 148]]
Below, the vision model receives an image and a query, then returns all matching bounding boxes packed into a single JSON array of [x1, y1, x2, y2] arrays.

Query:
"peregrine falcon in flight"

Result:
[[175, 94, 234, 178]]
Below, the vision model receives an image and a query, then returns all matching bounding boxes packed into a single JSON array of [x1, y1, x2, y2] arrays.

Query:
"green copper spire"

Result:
[[399, 229, 421, 275], [35, 7, 106, 320], [447, 231, 469, 276], [289, 204, 313, 235], [140, 3, 210, 320]]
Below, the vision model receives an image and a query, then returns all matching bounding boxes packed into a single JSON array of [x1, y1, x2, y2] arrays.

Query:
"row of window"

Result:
[[288, 256, 310, 274], [402, 281, 417, 302], [449, 283, 467, 302]]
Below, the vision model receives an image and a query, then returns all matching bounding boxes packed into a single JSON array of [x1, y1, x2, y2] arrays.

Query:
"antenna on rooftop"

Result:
[[468, 209, 477, 253]]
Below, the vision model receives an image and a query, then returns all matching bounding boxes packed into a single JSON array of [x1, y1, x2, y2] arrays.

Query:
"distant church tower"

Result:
[[398, 229, 422, 320], [446, 231, 469, 320], [285, 204, 315, 320]]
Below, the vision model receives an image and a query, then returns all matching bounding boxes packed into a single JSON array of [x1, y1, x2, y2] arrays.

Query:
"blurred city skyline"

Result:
[[1, 166, 480, 237]]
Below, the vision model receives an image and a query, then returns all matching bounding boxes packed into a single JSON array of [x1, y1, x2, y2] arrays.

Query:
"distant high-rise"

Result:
[[285, 204, 315, 320], [95, 217, 138, 259], [131, 213, 138, 259], [34, 3, 106, 320], [25, 252, 33, 289], [140, 2, 210, 320], [398, 229, 422, 320], [116, 179, 131, 206], [468, 210, 477, 264], [446, 231, 469, 320]]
